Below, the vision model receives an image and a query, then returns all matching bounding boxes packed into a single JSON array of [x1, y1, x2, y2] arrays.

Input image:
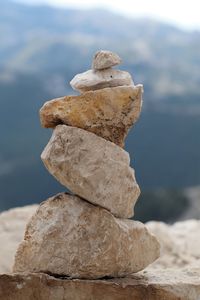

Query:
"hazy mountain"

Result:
[[0, 0, 200, 221], [2, 0, 200, 106]]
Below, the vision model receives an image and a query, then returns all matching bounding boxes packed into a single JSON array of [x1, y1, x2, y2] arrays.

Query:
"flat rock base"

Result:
[[1, 268, 200, 300]]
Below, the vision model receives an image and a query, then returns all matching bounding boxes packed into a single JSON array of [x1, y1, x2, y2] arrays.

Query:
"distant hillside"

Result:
[[1, 0, 200, 108], [0, 0, 200, 217]]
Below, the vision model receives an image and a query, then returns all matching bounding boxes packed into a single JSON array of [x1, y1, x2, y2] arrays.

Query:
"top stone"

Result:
[[92, 50, 122, 70]]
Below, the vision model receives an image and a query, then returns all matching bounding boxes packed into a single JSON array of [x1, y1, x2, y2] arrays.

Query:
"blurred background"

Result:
[[1, 0, 200, 222]]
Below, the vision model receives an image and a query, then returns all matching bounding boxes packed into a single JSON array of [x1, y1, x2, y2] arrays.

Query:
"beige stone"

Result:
[[1, 268, 200, 300], [13, 193, 160, 278], [40, 85, 143, 147], [1, 204, 200, 275], [0, 205, 38, 274], [92, 50, 122, 70], [147, 219, 200, 269], [41, 125, 140, 218], [70, 68, 134, 93]]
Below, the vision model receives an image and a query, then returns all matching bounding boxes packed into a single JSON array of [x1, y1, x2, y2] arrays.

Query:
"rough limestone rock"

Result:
[[40, 85, 143, 147], [1, 268, 200, 300], [92, 50, 122, 70], [1, 205, 199, 274], [147, 220, 200, 269], [0, 205, 38, 274], [70, 68, 134, 93], [2, 204, 197, 276], [13, 193, 160, 278], [41, 125, 140, 218]]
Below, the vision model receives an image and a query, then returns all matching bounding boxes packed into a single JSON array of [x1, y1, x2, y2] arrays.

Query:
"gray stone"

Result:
[[70, 68, 134, 93], [92, 50, 122, 70], [1, 268, 200, 300], [1, 205, 199, 274], [41, 125, 140, 218], [13, 193, 160, 279]]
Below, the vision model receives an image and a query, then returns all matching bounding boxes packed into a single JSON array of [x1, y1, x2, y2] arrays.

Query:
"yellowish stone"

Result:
[[40, 85, 143, 147]]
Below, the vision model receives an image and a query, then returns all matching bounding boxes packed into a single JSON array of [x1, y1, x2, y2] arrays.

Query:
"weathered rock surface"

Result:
[[92, 50, 122, 70], [13, 193, 160, 278], [70, 68, 134, 93], [1, 268, 200, 300], [41, 125, 140, 218], [2, 205, 200, 274], [0, 205, 38, 274], [147, 220, 200, 269], [40, 85, 143, 147]]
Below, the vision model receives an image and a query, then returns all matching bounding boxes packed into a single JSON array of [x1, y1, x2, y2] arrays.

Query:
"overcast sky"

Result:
[[15, 0, 200, 30]]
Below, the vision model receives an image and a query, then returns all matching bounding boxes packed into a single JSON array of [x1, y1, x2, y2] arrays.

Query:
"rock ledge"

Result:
[[1, 268, 200, 300]]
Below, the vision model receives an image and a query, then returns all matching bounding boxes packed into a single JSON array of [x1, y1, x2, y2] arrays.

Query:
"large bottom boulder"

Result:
[[13, 193, 160, 279]]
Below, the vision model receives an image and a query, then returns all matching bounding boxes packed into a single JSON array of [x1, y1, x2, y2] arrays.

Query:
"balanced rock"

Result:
[[40, 85, 143, 147], [70, 68, 134, 93], [41, 125, 140, 218], [13, 193, 160, 278], [92, 50, 122, 70], [1, 203, 200, 274]]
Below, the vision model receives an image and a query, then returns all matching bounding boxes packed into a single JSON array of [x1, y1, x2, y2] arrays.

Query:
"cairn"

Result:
[[13, 50, 160, 279]]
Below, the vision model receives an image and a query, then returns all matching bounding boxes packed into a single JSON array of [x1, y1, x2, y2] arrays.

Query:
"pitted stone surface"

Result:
[[1, 206, 199, 274], [41, 125, 140, 218], [13, 193, 160, 279], [92, 50, 122, 70], [40, 85, 143, 147]]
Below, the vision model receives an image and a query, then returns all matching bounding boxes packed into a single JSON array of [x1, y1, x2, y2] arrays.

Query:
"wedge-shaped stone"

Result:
[[92, 50, 122, 70], [41, 125, 140, 218], [70, 69, 134, 93], [0, 205, 38, 274], [40, 85, 143, 147], [13, 193, 160, 279]]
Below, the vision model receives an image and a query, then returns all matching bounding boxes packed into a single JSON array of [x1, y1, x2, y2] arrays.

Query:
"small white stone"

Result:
[[92, 50, 122, 70], [70, 69, 134, 93], [39, 85, 143, 147]]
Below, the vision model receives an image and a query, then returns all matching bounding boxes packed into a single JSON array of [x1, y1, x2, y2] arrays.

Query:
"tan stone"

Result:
[[41, 125, 140, 218], [13, 193, 160, 278], [92, 50, 122, 70], [2, 204, 199, 275], [40, 85, 143, 147], [70, 68, 134, 93], [0, 205, 38, 274], [1, 268, 200, 300], [147, 219, 200, 269]]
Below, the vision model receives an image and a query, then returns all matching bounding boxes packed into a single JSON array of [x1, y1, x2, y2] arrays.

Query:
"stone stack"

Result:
[[13, 50, 160, 279]]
